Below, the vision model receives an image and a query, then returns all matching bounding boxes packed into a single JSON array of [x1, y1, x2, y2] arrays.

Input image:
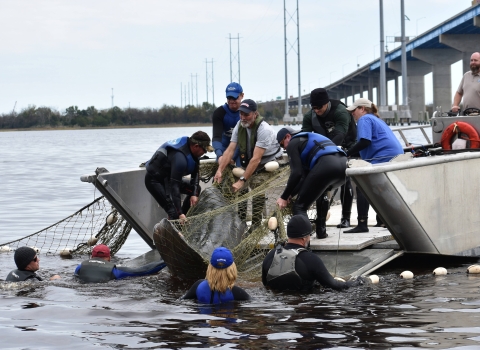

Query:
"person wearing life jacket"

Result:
[[212, 82, 244, 166], [344, 98, 403, 233], [5, 246, 60, 282], [214, 99, 283, 229], [262, 215, 363, 291], [302, 88, 357, 230], [452, 52, 480, 114], [145, 131, 213, 223], [275, 127, 347, 239], [182, 247, 250, 303], [74, 244, 166, 283]]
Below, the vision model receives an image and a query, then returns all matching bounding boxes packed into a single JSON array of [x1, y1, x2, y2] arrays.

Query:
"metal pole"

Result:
[[283, 0, 289, 118], [205, 59, 208, 103], [212, 59, 215, 106], [111, 88, 114, 108], [181, 82, 183, 108], [196, 74, 198, 106], [229, 33, 232, 83], [401, 0, 408, 106], [379, 0, 386, 106], [237, 33, 241, 84], [296, 0, 302, 117]]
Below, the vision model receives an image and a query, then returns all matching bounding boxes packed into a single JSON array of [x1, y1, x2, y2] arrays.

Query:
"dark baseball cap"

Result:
[[238, 99, 257, 113], [276, 127, 297, 144]]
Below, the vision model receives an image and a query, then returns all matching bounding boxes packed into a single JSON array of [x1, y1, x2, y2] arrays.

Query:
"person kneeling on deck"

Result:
[[276, 127, 347, 239], [74, 244, 166, 283], [182, 247, 250, 303], [262, 215, 363, 292], [6, 246, 60, 282], [144, 131, 213, 223], [214, 99, 283, 230]]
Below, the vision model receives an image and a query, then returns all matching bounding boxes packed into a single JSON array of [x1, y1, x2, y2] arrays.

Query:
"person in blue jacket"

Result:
[[144, 130, 213, 223], [276, 127, 347, 239], [211, 82, 243, 166], [182, 247, 250, 304], [74, 244, 166, 283], [344, 98, 404, 233]]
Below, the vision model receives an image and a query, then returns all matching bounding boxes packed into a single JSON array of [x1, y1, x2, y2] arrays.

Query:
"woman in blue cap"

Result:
[[182, 247, 250, 303]]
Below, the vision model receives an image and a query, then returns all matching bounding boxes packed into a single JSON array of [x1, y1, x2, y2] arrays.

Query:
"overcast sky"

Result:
[[0, 0, 473, 114]]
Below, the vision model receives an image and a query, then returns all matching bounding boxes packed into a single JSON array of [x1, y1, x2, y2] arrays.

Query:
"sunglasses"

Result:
[[311, 106, 323, 111], [227, 96, 239, 101], [33, 256, 38, 262]]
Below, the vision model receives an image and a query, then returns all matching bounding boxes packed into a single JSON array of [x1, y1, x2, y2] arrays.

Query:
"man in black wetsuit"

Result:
[[75, 244, 166, 283], [276, 127, 347, 239], [302, 88, 357, 229], [262, 215, 361, 291], [5, 246, 60, 282], [144, 130, 213, 223]]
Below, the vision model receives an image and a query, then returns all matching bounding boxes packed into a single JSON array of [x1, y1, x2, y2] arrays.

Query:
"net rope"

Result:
[[0, 196, 132, 257]]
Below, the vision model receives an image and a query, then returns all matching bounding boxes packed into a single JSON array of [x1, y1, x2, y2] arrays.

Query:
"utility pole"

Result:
[[379, 0, 386, 107], [283, 0, 303, 123], [228, 33, 241, 83], [191, 73, 198, 106], [205, 59, 215, 105], [111, 88, 114, 108], [181, 82, 183, 108]]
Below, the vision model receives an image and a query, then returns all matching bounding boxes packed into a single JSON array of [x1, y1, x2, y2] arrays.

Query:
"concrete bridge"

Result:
[[283, 4, 480, 123]]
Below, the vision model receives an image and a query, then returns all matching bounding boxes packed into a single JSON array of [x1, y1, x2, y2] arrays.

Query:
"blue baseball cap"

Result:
[[210, 247, 234, 269], [225, 82, 243, 98]]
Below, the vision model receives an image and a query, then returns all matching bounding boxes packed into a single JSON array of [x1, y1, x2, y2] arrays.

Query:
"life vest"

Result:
[[237, 116, 264, 168], [75, 258, 116, 283], [292, 132, 346, 170], [312, 100, 357, 147], [145, 136, 198, 176], [195, 279, 234, 304], [440, 122, 480, 150], [266, 245, 307, 290], [221, 104, 240, 145], [5, 269, 42, 282]]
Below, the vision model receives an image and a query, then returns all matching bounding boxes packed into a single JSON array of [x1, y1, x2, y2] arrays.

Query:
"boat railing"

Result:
[[390, 124, 433, 151]]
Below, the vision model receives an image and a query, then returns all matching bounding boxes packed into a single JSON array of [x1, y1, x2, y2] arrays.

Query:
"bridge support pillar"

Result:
[[389, 60, 432, 122], [412, 48, 462, 115], [440, 34, 480, 75]]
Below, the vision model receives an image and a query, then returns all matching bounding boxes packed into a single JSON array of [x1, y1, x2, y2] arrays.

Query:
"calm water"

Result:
[[2, 126, 480, 349]]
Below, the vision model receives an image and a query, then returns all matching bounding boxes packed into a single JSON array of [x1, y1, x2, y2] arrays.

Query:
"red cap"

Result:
[[92, 244, 110, 258]]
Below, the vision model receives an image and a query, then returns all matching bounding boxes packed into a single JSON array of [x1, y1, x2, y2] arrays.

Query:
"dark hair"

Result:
[[190, 131, 211, 142]]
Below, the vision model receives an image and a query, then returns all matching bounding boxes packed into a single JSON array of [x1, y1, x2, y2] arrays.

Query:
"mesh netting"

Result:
[[170, 162, 317, 280], [0, 196, 131, 257]]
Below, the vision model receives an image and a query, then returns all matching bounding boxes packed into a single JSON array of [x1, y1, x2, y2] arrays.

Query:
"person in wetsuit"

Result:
[[5, 246, 60, 282], [302, 88, 357, 229], [74, 244, 166, 283], [262, 215, 363, 291], [182, 247, 250, 303], [344, 98, 403, 233], [212, 82, 244, 166], [144, 131, 213, 223], [276, 127, 347, 239]]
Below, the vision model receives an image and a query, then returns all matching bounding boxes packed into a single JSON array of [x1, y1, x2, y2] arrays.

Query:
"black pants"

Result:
[[292, 153, 347, 219], [145, 173, 196, 219], [340, 176, 353, 218]]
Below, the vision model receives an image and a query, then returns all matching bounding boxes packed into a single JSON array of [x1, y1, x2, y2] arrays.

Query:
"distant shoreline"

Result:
[[0, 123, 213, 132]]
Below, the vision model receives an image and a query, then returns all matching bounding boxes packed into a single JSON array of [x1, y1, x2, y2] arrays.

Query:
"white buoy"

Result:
[[59, 248, 72, 257], [433, 267, 447, 276], [106, 213, 117, 226], [264, 161, 279, 172], [30, 246, 40, 254], [467, 265, 480, 274], [268, 217, 278, 230], [87, 236, 98, 246], [232, 167, 245, 178], [368, 275, 380, 284], [334, 277, 346, 282], [0, 245, 12, 252], [400, 270, 414, 279]]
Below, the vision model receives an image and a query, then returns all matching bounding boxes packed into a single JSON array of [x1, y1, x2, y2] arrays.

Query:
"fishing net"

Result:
[[167, 162, 318, 280], [0, 196, 131, 257]]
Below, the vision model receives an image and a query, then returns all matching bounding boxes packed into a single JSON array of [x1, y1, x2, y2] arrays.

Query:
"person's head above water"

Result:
[[14, 246, 39, 271], [287, 215, 312, 247], [206, 247, 237, 293], [92, 244, 111, 261]]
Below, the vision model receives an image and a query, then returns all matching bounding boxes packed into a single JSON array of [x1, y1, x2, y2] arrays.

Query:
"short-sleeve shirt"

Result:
[[231, 120, 283, 164], [357, 114, 403, 164], [457, 71, 480, 110]]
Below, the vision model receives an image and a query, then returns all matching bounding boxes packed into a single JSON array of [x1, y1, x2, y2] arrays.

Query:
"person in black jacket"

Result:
[[5, 246, 60, 282], [262, 215, 363, 292]]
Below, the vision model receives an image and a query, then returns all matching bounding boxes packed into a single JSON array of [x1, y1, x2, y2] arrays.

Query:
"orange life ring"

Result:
[[440, 122, 480, 150]]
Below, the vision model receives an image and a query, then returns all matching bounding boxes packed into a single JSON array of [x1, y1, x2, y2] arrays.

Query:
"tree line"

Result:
[[0, 102, 285, 130]]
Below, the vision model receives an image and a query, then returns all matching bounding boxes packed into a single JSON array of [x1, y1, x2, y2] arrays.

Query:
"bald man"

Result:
[[452, 52, 480, 113]]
